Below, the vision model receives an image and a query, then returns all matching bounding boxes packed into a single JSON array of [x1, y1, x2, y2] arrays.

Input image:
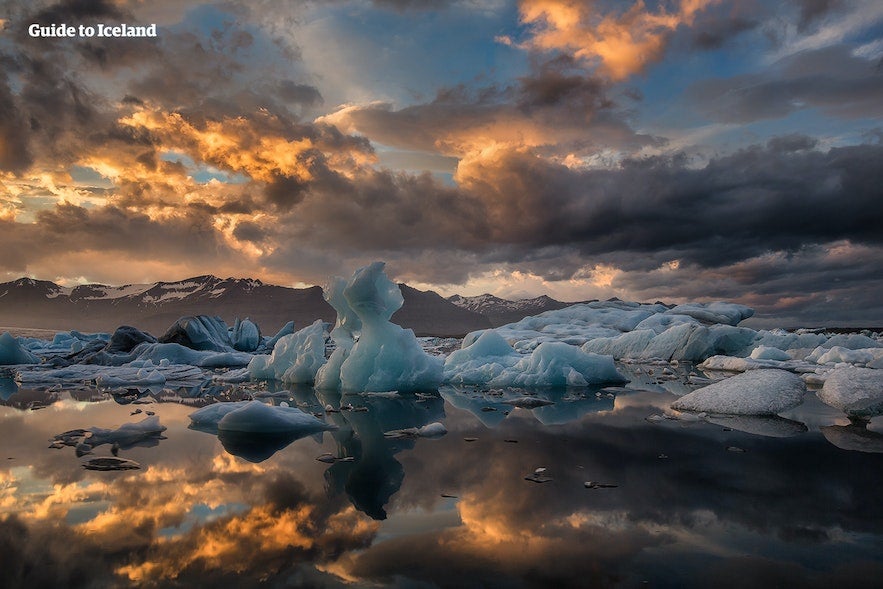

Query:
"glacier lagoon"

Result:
[[1, 264, 883, 588], [2, 375, 883, 588]]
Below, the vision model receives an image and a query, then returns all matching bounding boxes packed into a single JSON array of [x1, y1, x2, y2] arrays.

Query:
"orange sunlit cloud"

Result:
[[513, 0, 719, 79]]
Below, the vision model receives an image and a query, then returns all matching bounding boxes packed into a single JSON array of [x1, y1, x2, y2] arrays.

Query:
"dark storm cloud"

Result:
[[465, 140, 883, 267], [326, 62, 657, 157], [790, 0, 846, 31], [0, 203, 244, 272], [275, 80, 324, 107], [30, 0, 123, 24], [689, 45, 883, 123], [0, 76, 33, 172], [690, 16, 759, 49], [0, 514, 114, 589]]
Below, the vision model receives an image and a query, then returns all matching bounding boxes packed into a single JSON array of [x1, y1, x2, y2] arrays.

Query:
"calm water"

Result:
[[1, 370, 882, 588]]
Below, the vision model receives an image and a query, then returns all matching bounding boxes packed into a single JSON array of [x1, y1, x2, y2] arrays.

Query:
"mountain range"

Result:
[[0, 275, 575, 338]]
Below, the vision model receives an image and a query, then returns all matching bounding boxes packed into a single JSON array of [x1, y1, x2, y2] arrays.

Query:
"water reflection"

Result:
[[0, 384, 882, 588]]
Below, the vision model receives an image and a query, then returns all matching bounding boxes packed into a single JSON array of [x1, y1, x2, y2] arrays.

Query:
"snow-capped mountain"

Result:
[[447, 293, 579, 326], [0, 275, 491, 337]]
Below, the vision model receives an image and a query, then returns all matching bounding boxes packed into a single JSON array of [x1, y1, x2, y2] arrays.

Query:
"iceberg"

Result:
[[807, 346, 883, 366], [750, 346, 792, 361], [248, 320, 327, 383], [159, 315, 235, 352], [665, 302, 754, 326], [317, 262, 443, 392], [0, 332, 39, 364], [443, 330, 625, 387], [817, 367, 883, 417], [189, 400, 335, 435], [671, 369, 806, 415], [188, 400, 251, 430], [231, 318, 262, 352]]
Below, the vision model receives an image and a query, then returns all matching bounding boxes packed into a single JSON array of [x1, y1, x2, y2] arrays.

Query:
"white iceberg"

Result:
[[248, 319, 327, 383], [818, 367, 883, 417], [807, 346, 883, 366], [444, 330, 625, 387], [671, 369, 806, 415], [665, 302, 754, 326], [750, 346, 792, 361]]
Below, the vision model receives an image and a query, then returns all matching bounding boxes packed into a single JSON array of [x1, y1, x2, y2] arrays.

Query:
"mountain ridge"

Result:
[[0, 275, 502, 338]]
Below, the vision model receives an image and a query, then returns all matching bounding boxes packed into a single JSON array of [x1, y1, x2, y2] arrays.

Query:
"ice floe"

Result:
[[189, 400, 335, 435], [817, 367, 883, 417], [671, 369, 806, 416]]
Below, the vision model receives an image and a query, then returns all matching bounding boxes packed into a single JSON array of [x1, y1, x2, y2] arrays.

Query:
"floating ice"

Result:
[[190, 400, 335, 435], [818, 367, 883, 417], [0, 332, 39, 364], [444, 330, 625, 387], [671, 369, 806, 415], [159, 315, 235, 352], [88, 415, 167, 447], [665, 302, 754, 326], [14, 361, 206, 387], [188, 400, 251, 430], [582, 323, 757, 362], [750, 346, 792, 361], [807, 346, 883, 366], [383, 421, 448, 438], [131, 343, 252, 368], [248, 320, 327, 383], [231, 318, 261, 352], [317, 262, 443, 392]]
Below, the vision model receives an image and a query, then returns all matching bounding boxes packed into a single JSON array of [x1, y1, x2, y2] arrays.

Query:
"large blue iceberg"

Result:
[[318, 262, 443, 392]]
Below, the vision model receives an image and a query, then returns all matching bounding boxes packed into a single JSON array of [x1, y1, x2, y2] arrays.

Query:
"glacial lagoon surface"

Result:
[[1, 367, 882, 589]]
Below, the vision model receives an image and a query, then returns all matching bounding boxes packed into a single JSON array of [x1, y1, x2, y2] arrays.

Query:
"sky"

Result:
[[0, 0, 881, 325]]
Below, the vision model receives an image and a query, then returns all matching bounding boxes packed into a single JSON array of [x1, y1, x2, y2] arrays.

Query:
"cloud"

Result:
[[321, 61, 658, 160], [510, 0, 720, 79], [689, 45, 883, 123]]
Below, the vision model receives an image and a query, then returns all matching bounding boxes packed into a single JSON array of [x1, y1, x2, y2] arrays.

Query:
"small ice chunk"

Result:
[[671, 369, 806, 415], [88, 415, 167, 447], [818, 367, 883, 417], [82, 457, 141, 471], [749, 346, 791, 361], [502, 397, 555, 408], [417, 422, 448, 438]]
